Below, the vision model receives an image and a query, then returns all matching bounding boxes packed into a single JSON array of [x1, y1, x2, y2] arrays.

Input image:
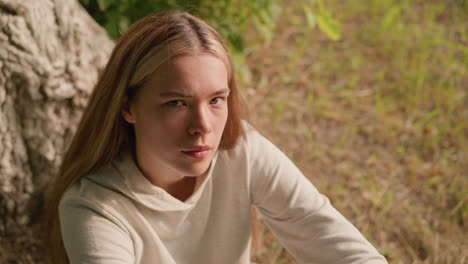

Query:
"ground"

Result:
[[248, 0, 467, 263]]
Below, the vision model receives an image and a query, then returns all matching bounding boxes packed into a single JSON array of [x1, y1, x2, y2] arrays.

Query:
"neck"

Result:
[[131, 149, 196, 201], [165, 177, 197, 202]]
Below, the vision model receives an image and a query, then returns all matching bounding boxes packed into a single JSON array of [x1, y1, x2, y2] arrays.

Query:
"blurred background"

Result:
[[0, 0, 466, 263]]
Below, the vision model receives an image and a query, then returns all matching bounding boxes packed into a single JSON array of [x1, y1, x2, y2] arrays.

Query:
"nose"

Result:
[[188, 105, 212, 136]]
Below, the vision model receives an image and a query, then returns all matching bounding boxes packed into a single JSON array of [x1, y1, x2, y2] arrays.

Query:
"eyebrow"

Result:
[[159, 88, 230, 98]]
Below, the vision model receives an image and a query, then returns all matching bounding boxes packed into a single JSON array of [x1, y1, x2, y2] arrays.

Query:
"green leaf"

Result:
[[303, 4, 316, 28], [382, 5, 401, 29], [227, 31, 244, 53], [119, 16, 131, 35], [315, 0, 341, 40], [253, 15, 274, 42], [317, 13, 341, 41], [97, 0, 113, 11], [104, 10, 120, 38]]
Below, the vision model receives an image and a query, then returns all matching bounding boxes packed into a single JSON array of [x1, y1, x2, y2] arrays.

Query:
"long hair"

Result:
[[43, 10, 248, 263]]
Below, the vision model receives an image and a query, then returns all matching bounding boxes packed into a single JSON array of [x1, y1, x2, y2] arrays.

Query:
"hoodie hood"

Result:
[[85, 150, 218, 212]]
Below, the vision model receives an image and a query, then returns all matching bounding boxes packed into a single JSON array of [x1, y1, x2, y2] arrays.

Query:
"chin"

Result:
[[179, 161, 212, 177]]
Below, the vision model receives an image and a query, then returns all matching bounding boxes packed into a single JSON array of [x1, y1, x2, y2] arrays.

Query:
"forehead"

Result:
[[143, 54, 229, 94]]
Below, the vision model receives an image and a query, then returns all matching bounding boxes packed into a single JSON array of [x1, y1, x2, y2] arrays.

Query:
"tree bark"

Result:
[[0, 0, 113, 261]]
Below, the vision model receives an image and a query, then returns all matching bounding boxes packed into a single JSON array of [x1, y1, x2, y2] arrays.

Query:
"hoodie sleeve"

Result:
[[247, 128, 388, 264], [59, 195, 135, 264]]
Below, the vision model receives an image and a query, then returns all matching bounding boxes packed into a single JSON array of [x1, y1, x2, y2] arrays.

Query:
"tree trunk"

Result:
[[0, 0, 113, 261]]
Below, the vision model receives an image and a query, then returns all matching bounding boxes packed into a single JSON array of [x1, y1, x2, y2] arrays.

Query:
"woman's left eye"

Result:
[[210, 97, 225, 105]]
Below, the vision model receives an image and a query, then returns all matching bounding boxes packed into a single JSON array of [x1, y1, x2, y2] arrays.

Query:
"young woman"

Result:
[[44, 10, 388, 264]]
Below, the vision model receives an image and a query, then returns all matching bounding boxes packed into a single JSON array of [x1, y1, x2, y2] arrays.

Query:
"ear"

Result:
[[121, 96, 136, 124]]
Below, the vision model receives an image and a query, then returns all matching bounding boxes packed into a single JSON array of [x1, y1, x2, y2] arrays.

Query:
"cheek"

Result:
[[136, 106, 179, 126], [214, 108, 229, 132], [133, 108, 166, 136], [147, 111, 190, 141]]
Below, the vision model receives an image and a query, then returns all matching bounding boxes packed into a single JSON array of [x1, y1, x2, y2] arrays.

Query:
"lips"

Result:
[[181, 145, 212, 158]]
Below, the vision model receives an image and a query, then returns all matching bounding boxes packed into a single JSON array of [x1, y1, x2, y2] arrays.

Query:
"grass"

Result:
[[245, 0, 467, 263]]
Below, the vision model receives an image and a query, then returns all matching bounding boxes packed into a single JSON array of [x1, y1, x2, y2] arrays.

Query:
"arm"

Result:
[[247, 129, 387, 264], [59, 196, 135, 264]]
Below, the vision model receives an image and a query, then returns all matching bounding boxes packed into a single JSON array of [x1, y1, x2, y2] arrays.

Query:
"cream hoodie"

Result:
[[59, 124, 388, 264]]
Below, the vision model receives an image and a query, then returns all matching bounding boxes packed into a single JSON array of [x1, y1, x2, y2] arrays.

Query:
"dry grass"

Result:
[[247, 0, 467, 263]]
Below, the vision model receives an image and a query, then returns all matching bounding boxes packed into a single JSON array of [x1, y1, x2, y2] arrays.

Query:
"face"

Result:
[[122, 54, 229, 180]]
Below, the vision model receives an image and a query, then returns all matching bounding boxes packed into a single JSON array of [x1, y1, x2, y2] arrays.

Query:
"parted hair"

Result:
[[43, 10, 247, 263]]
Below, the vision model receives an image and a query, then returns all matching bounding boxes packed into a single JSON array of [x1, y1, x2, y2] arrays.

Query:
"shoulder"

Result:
[[232, 120, 285, 161], [58, 165, 136, 263], [224, 120, 272, 154], [217, 121, 262, 165], [216, 120, 287, 176], [59, 163, 133, 218]]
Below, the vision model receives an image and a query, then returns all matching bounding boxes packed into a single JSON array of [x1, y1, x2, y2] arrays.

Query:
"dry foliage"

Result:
[[248, 0, 467, 263]]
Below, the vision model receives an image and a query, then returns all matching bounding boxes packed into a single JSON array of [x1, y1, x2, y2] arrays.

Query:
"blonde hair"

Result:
[[43, 10, 247, 263]]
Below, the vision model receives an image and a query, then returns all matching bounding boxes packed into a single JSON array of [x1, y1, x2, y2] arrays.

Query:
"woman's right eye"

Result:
[[164, 100, 185, 107]]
